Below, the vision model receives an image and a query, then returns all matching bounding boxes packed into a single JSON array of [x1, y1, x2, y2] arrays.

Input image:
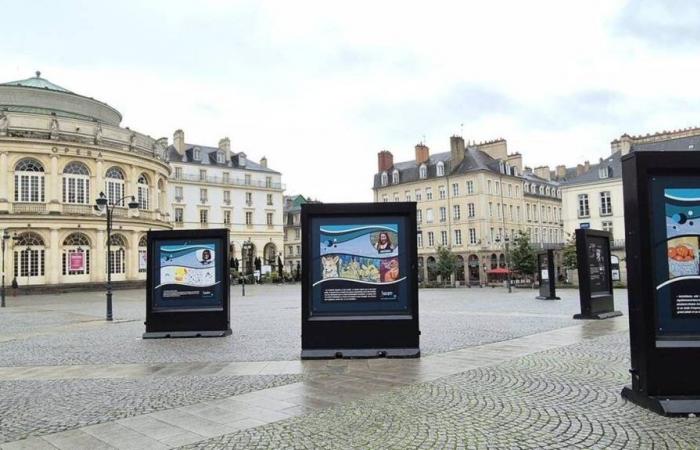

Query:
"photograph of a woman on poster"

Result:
[[375, 231, 393, 253]]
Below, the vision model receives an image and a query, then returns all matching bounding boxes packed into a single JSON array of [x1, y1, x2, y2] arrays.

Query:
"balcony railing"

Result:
[[62, 204, 93, 215], [11, 203, 47, 214], [171, 173, 285, 190]]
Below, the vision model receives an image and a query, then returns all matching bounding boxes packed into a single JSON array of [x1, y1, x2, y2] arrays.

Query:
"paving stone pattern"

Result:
[[0, 374, 302, 443], [181, 333, 700, 450]]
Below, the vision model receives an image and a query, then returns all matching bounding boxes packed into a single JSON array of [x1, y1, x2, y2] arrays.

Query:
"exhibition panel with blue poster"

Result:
[[301, 202, 419, 359], [621, 150, 700, 416], [144, 229, 231, 338]]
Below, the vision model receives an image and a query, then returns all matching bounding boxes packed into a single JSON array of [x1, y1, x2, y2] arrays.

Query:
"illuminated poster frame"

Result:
[[621, 150, 700, 415], [143, 228, 231, 338], [301, 202, 419, 359]]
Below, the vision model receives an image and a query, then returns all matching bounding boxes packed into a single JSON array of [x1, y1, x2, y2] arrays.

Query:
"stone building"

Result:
[[0, 73, 171, 286], [166, 130, 284, 274], [283, 194, 320, 275], [373, 135, 564, 285]]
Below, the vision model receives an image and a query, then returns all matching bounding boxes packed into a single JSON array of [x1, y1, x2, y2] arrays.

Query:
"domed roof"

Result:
[[1, 71, 73, 93]]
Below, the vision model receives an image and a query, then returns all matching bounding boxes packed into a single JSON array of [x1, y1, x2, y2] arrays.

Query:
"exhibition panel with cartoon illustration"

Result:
[[309, 218, 411, 316], [652, 183, 700, 343]]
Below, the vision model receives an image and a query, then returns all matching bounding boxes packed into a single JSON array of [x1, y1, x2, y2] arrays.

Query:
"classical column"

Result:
[[48, 155, 61, 214], [0, 152, 8, 213], [95, 229, 105, 282], [48, 228, 60, 284]]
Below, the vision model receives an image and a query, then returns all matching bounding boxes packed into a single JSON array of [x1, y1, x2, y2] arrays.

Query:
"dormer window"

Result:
[[238, 153, 247, 167], [539, 186, 544, 195], [193, 148, 200, 161], [217, 152, 224, 164], [545, 187, 550, 196], [419, 164, 427, 179], [524, 184, 529, 193], [381, 172, 388, 186], [599, 166, 611, 179], [436, 162, 445, 177], [499, 161, 505, 174], [392, 169, 399, 184]]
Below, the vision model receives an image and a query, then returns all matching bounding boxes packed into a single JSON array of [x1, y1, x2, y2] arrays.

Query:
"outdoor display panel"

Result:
[[573, 228, 622, 320], [621, 151, 700, 415], [537, 249, 560, 300], [301, 202, 419, 359], [143, 229, 231, 338]]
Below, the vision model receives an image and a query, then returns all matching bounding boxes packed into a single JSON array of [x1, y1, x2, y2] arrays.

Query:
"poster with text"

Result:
[[651, 182, 700, 344], [152, 239, 224, 311], [310, 218, 411, 316], [587, 237, 610, 296]]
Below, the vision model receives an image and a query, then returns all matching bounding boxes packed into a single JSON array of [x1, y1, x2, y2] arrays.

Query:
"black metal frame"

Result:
[[536, 249, 560, 300], [301, 202, 419, 359], [621, 150, 700, 415], [143, 228, 231, 338], [573, 228, 621, 319]]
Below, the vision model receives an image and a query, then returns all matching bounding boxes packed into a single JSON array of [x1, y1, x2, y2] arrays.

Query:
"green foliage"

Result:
[[436, 246, 458, 280], [510, 230, 536, 275], [562, 233, 578, 270]]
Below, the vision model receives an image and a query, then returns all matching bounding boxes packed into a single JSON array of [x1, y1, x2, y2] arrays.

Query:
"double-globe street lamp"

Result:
[[95, 192, 139, 321], [1, 230, 18, 308]]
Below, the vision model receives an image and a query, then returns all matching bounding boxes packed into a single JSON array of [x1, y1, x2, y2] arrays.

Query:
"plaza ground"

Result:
[[0, 285, 698, 449]]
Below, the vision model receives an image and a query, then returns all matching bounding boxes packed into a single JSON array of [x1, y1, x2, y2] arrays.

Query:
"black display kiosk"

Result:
[[536, 249, 560, 300], [573, 228, 622, 320], [143, 229, 232, 338], [621, 150, 700, 415], [301, 202, 419, 359]]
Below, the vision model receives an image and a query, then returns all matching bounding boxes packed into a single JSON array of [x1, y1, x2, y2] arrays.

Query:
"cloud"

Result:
[[614, 0, 700, 49]]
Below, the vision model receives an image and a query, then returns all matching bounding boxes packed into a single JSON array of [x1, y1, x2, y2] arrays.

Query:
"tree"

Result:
[[562, 233, 578, 270], [510, 230, 536, 276], [436, 246, 458, 281]]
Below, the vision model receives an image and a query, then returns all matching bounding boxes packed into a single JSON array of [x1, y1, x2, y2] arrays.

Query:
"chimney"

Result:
[[576, 164, 585, 176], [584, 160, 590, 172], [415, 143, 430, 165], [260, 156, 268, 168], [611, 134, 632, 156], [506, 153, 523, 174], [377, 150, 394, 172], [534, 165, 551, 181], [450, 136, 465, 169], [555, 165, 567, 180], [173, 129, 185, 155], [478, 139, 508, 160], [218, 137, 230, 152]]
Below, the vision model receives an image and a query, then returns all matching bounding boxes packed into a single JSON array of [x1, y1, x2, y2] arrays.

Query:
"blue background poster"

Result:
[[152, 238, 224, 311], [309, 215, 411, 316], [650, 177, 700, 343]]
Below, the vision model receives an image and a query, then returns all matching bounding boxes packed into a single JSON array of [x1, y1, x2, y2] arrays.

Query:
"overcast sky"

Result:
[[1, 0, 698, 201]]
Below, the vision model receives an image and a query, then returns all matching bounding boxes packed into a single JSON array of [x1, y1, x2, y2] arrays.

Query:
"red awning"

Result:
[[487, 268, 511, 274]]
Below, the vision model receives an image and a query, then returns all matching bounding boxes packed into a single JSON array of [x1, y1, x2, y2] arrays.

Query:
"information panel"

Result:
[[536, 249, 559, 300], [573, 228, 621, 320], [587, 236, 611, 297], [650, 180, 700, 344], [144, 229, 231, 338], [301, 202, 419, 359]]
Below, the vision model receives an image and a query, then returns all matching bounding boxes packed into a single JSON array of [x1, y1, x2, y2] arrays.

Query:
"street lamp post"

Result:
[[241, 239, 253, 297], [96, 192, 139, 321], [1, 231, 17, 308], [495, 235, 512, 293]]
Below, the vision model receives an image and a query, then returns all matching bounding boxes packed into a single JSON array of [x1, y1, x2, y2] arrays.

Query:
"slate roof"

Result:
[[166, 143, 279, 174], [630, 135, 700, 152], [559, 151, 622, 186]]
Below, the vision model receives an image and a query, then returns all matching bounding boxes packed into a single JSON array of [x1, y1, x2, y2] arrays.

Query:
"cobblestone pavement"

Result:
[[181, 333, 700, 450], [0, 374, 302, 443], [0, 285, 624, 366]]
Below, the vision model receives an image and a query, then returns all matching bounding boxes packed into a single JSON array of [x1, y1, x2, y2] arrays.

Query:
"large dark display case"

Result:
[[573, 228, 622, 320]]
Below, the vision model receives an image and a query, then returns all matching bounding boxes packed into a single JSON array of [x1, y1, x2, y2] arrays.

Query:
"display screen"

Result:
[[152, 238, 224, 311], [587, 236, 610, 296], [651, 180, 700, 344], [309, 216, 411, 316]]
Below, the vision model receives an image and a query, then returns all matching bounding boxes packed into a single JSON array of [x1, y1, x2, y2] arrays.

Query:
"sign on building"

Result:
[[143, 229, 231, 338], [301, 202, 419, 358], [621, 151, 700, 415]]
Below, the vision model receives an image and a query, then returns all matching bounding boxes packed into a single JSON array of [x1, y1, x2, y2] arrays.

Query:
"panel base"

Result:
[[622, 385, 700, 416], [536, 296, 561, 300], [573, 310, 623, 320], [143, 329, 232, 339], [301, 347, 420, 359]]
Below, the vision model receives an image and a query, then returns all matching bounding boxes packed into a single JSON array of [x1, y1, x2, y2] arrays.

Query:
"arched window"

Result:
[[545, 187, 550, 196], [499, 254, 506, 268], [419, 164, 427, 179], [264, 242, 277, 265], [137, 173, 150, 210], [138, 235, 147, 273], [490, 253, 498, 269], [62, 161, 90, 204], [539, 186, 544, 195], [105, 167, 125, 207], [108, 234, 127, 274], [436, 162, 445, 177], [62, 232, 90, 276], [380, 172, 388, 186], [14, 232, 45, 279], [392, 169, 399, 184], [14, 159, 45, 202]]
